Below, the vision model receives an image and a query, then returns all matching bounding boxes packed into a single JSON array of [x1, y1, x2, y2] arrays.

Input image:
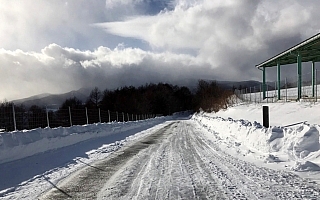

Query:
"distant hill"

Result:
[[11, 80, 271, 109], [13, 88, 92, 108], [217, 80, 262, 90]]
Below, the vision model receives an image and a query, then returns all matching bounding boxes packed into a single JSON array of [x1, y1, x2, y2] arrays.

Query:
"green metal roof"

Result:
[[256, 33, 320, 68]]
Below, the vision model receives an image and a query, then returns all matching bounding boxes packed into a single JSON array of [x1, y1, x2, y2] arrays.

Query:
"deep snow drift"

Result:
[[193, 102, 320, 175]]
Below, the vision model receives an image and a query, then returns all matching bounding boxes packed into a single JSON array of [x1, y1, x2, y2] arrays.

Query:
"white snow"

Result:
[[192, 101, 320, 183], [0, 118, 169, 164], [0, 117, 172, 199], [1, 102, 320, 199]]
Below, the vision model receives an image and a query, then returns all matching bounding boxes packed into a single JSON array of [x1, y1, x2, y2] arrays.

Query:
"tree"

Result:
[[86, 87, 102, 108], [60, 97, 83, 109]]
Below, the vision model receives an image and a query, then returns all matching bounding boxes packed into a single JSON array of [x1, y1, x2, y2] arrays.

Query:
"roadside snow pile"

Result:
[[291, 161, 320, 172], [0, 117, 169, 164], [192, 112, 320, 163]]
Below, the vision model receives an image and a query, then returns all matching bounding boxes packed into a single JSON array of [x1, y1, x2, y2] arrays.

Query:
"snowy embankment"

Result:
[[0, 117, 170, 165], [192, 102, 320, 172]]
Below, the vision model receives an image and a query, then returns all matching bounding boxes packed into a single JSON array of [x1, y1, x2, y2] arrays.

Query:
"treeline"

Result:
[[0, 80, 233, 131]]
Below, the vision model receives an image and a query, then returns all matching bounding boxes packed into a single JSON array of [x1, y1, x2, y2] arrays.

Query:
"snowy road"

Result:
[[39, 120, 320, 199]]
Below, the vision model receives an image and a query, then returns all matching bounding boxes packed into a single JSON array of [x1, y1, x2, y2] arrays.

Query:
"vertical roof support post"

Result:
[[262, 66, 266, 99], [277, 62, 281, 100], [312, 61, 316, 97], [297, 52, 302, 100]]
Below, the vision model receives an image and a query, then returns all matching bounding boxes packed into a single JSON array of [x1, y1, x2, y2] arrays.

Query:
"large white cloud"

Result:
[[97, 0, 320, 80], [2, 0, 320, 100], [0, 44, 213, 100]]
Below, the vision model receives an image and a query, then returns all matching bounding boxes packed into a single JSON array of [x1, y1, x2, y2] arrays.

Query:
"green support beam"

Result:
[[297, 53, 302, 100], [277, 62, 281, 100], [312, 61, 316, 97], [262, 67, 266, 99]]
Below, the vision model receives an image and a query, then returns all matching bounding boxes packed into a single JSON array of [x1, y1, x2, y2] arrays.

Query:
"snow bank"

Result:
[[291, 161, 320, 172], [192, 112, 320, 162], [0, 117, 169, 164]]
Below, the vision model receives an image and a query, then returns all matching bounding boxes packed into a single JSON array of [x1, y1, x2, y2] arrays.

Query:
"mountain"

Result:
[[216, 80, 261, 90], [12, 88, 92, 108]]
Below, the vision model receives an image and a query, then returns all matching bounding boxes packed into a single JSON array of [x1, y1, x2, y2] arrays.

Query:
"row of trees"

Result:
[[0, 81, 233, 131]]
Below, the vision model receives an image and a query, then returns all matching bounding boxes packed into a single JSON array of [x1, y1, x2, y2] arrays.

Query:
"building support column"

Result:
[[277, 62, 281, 100], [262, 67, 266, 99], [312, 61, 316, 97], [297, 53, 302, 100]]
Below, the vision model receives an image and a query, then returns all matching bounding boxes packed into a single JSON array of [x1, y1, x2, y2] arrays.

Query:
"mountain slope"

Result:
[[13, 88, 92, 108]]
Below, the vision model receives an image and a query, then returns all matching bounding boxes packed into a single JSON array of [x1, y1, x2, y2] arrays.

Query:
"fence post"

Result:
[[132, 114, 133, 121], [116, 111, 118, 122], [285, 77, 287, 102], [266, 84, 269, 103], [46, 106, 50, 128], [260, 84, 262, 103], [12, 104, 17, 131], [98, 108, 101, 123], [263, 106, 269, 128], [122, 112, 124, 122], [127, 113, 129, 122], [316, 69, 318, 102], [249, 87, 252, 102], [254, 86, 256, 103], [245, 88, 248, 101], [108, 110, 110, 123], [85, 107, 89, 124], [69, 107, 72, 126], [274, 81, 277, 101]]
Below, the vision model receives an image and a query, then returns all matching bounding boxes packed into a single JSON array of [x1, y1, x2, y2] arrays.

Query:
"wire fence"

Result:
[[235, 70, 320, 103], [0, 106, 159, 132]]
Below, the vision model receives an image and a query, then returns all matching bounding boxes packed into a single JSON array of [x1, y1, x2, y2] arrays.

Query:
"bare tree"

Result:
[[87, 87, 102, 108]]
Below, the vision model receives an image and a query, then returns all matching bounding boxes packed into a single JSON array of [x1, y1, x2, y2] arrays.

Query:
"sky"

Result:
[[1, 0, 320, 101]]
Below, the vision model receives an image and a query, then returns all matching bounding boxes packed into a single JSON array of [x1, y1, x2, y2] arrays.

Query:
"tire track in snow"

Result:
[[192, 121, 320, 199], [39, 120, 320, 199], [39, 122, 175, 199], [99, 121, 227, 199]]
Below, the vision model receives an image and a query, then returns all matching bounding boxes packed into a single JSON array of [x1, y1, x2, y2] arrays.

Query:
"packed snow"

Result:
[[194, 102, 320, 181], [1, 102, 320, 199]]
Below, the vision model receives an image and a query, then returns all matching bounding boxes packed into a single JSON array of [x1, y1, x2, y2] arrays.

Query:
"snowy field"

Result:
[[1, 102, 320, 199]]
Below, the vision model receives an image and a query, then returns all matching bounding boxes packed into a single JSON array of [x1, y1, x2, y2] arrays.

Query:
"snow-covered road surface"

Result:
[[39, 120, 320, 199]]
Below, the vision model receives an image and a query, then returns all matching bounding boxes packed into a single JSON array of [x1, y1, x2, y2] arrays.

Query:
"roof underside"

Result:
[[256, 33, 320, 68]]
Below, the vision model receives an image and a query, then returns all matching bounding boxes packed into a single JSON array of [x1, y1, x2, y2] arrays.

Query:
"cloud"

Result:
[[0, 44, 214, 100], [2, 0, 320, 101], [97, 0, 320, 81]]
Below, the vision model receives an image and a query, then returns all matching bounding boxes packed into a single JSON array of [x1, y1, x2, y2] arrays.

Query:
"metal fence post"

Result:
[[274, 81, 277, 100], [98, 108, 101, 123], [254, 86, 256, 103], [263, 106, 269, 128], [46, 106, 50, 128], [316, 69, 318, 102], [245, 88, 248, 102], [85, 107, 89, 124], [69, 107, 72, 126], [266, 84, 269, 103], [108, 110, 110, 123], [116, 111, 118, 122], [260, 84, 262, 103], [12, 104, 17, 131]]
